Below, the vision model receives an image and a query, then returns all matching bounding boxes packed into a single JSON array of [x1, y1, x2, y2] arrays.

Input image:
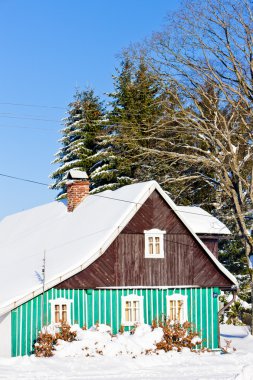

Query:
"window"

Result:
[[49, 298, 73, 324], [166, 294, 188, 324], [121, 294, 144, 326], [144, 229, 166, 258]]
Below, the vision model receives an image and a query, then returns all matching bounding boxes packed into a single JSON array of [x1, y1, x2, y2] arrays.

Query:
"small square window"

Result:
[[121, 294, 144, 326], [49, 298, 73, 324], [144, 229, 166, 258], [166, 294, 188, 324]]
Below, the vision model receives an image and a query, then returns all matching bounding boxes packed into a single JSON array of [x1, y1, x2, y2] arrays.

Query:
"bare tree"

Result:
[[127, 0, 253, 329]]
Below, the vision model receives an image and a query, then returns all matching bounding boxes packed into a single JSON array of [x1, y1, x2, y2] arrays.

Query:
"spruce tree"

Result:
[[88, 121, 133, 193], [50, 89, 104, 199], [108, 57, 166, 183]]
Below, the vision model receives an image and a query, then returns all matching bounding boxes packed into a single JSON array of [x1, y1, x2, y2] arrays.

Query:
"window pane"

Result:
[[169, 300, 176, 320], [125, 307, 131, 322], [61, 304, 67, 322], [168, 299, 184, 322], [177, 301, 183, 321], [125, 301, 131, 321], [133, 307, 139, 321], [133, 301, 139, 321], [62, 311, 67, 322], [124, 300, 141, 323], [55, 312, 60, 323], [55, 305, 60, 323], [148, 237, 153, 254], [155, 237, 160, 254]]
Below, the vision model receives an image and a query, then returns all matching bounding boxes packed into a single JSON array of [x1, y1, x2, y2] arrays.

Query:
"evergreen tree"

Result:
[[88, 121, 133, 193], [50, 89, 104, 199], [108, 57, 166, 183]]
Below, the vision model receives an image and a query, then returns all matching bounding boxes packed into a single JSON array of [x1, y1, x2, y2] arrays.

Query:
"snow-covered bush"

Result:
[[34, 332, 56, 357], [34, 322, 77, 357], [35, 322, 202, 358], [155, 320, 201, 352], [55, 322, 77, 342]]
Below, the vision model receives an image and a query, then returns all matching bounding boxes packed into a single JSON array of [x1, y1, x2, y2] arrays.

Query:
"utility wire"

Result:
[[0, 173, 48, 186], [0, 102, 66, 110], [0, 172, 239, 223], [12, 222, 236, 266], [0, 115, 60, 123], [14, 228, 199, 263], [0, 125, 58, 132]]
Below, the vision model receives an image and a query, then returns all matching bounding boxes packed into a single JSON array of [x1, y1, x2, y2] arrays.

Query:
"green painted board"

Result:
[[11, 287, 220, 356]]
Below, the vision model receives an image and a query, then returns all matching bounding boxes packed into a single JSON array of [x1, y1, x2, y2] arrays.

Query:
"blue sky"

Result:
[[0, 0, 179, 220]]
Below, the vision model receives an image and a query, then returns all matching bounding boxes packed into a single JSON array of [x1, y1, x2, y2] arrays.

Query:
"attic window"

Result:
[[49, 298, 73, 324], [144, 229, 166, 258], [121, 294, 144, 326], [166, 294, 188, 324]]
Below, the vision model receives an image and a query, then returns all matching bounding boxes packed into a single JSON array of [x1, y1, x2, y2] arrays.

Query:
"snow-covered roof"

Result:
[[176, 206, 231, 235], [67, 169, 88, 180], [0, 181, 237, 316]]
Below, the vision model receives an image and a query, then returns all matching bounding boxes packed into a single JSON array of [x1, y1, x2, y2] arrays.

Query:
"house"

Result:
[[0, 171, 237, 357]]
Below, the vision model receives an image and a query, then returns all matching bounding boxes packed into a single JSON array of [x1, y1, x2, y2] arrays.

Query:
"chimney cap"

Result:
[[66, 169, 89, 181]]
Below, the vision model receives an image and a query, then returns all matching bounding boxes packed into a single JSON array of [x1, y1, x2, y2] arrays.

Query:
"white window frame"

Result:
[[144, 228, 166, 258], [121, 294, 144, 326], [166, 294, 188, 324], [49, 298, 73, 324]]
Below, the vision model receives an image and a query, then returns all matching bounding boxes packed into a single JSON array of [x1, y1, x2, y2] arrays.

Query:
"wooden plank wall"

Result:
[[57, 190, 232, 289], [199, 238, 218, 258]]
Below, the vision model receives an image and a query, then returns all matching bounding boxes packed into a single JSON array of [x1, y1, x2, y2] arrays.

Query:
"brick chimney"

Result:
[[66, 169, 90, 212]]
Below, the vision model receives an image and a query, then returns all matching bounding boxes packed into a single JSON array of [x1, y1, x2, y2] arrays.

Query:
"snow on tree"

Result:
[[88, 124, 133, 193], [50, 89, 104, 199]]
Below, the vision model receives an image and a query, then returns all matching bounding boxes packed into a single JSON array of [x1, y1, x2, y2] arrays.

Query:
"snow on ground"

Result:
[[0, 324, 253, 380]]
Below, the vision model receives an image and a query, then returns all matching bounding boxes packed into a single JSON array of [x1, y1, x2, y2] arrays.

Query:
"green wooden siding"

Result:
[[11, 287, 220, 356]]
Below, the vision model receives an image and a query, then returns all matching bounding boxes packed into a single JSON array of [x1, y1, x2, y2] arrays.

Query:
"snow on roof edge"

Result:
[[176, 206, 231, 235]]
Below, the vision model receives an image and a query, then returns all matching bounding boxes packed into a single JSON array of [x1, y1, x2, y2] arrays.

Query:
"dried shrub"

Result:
[[220, 339, 236, 354], [55, 321, 77, 342], [34, 321, 77, 357], [34, 332, 56, 357], [156, 319, 201, 352]]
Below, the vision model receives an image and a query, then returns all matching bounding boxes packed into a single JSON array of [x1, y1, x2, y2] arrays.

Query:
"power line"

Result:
[[0, 115, 60, 123], [0, 173, 142, 205], [0, 111, 62, 119], [0, 172, 239, 224], [13, 225, 234, 265], [0, 100, 250, 130], [90, 192, 142, 205], [0, 119, 249, 136], [0, 102, 66, 110], [0, 173, 48, 186], [0, 124, 58, 132]]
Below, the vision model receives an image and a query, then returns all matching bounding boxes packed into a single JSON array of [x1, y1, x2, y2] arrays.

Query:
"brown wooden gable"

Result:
[[198, 237, 218, 258], [57, 190, 233, 289]]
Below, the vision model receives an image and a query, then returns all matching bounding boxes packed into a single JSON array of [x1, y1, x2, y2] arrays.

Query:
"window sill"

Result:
[[145, 254, 164, 259]]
